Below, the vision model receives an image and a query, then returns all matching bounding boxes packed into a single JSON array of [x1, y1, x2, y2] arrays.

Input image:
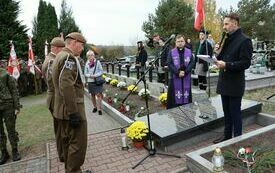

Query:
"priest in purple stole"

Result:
[[167, 35, 195, 109]]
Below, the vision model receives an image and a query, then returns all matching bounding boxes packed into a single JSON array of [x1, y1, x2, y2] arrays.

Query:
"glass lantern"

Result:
[[212, 147, 224, 172]]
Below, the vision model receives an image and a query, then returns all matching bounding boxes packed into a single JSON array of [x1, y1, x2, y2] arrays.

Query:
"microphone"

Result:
[[219, 32, 226, 46], [215, 32, 226, 54], [164, 34, 176, 45]]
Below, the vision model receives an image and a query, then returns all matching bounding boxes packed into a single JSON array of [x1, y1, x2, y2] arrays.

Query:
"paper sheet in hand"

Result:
[[197, 55, 217, 64]]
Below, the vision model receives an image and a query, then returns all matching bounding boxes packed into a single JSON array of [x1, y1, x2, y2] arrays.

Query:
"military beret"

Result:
[[65, 32, 86, 44], [50, 37, 65, 47]]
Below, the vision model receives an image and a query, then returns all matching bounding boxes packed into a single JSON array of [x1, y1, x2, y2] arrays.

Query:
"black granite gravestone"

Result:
[[137, 93, 262, 149]]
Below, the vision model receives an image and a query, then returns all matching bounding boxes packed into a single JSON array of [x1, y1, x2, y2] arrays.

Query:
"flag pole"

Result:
[[202, 0, 211, 98]]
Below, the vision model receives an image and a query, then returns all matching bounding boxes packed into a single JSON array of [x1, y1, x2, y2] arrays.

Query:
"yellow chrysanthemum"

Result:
[[110, 79, 118, 86], [127, 85, 138, 92], [159, 92, 167, 104], [126, 121, 148, 141]]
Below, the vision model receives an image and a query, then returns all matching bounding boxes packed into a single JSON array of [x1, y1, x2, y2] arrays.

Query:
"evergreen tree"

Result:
[[59, 0, 81, 37], [237, 0, 275, 40], [142, 0, 196, 41], [0, 0, 28, 60], [32, 0, 59, 60]]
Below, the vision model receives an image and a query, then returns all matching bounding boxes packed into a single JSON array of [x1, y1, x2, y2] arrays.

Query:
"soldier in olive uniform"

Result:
[[42, 37, 65, 162], [0, 66, 21, 165], [52, 32, 90, 173]]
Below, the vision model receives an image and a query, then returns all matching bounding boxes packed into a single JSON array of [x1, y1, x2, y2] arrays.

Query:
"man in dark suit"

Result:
[[213, 13, 253, 144]]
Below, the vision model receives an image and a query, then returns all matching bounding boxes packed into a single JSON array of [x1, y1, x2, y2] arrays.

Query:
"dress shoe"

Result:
[[12, 148, 21, 161], [213, 136, 231, 144], [92, 108, 97, 113], [0, 149, 10, 165], [98, 110, 102, 115]]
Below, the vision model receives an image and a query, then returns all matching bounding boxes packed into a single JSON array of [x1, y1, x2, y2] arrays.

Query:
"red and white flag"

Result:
[[194, 0, 205, 31], [7, 41, 20, 80], [28, 37, 35, 75]]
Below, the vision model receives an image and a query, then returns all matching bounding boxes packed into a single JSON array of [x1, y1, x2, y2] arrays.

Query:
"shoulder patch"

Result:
[[64, 60, 75, 70]]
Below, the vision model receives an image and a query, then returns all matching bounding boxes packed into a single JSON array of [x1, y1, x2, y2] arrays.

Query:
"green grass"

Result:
[[16, 94, 54, 149]]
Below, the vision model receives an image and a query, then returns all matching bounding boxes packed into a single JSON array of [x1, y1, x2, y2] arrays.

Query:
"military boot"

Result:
[[12, 148, 21, 161], [0, 149, 10, 165]]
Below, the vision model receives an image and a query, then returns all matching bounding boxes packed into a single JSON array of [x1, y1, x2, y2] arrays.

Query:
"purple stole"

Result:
[[171, 48, 192, 104]]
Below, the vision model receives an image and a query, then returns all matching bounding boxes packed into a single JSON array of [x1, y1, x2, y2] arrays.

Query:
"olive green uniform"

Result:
[[0, 68, 20, 151], [52, 48, 87, 173], [42, 52, 64, 162]]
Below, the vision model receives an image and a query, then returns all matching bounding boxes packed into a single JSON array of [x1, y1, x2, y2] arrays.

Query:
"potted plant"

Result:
[[127, 85, 138, 94], [138, 88, 151, 99], [110, 79, 119, 87], [117, 81, 127, 89], [159, 92, 167, 107], [105, 77, 112, 83], [126, 121, 148, 148]]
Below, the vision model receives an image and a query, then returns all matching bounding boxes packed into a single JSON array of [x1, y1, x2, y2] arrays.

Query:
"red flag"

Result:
[[194, 0, 205, 31], [28, 37, 35, 75], [7, 41, 20, 80]]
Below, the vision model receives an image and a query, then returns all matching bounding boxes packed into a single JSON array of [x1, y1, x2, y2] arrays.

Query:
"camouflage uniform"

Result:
[[0, 67, 21, 164]]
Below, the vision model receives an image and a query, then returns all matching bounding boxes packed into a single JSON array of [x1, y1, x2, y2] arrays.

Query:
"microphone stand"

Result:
[[121, 43, 181, 169]]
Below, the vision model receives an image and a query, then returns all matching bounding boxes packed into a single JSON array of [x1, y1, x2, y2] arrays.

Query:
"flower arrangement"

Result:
[[105, 77, 112, 83], [223, 145, 275, 173], [110, 79, 118, 86], [102, 74, 107, 79], [117, 81, 127, 89], [126, 121, 148, 141], [138, 88, 151, 99], [159, 92, 167, 105], [237, 146, 256, 171], [127, 85, 138, 93]]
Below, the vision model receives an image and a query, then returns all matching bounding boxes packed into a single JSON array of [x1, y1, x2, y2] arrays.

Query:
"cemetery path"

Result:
[[0, 93, 123, 173]]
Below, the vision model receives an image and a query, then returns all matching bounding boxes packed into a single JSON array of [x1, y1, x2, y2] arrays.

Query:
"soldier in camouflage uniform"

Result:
[[42, 37, 65, 162], [0, 65, 21, 165], [52, 32, 90, 173]]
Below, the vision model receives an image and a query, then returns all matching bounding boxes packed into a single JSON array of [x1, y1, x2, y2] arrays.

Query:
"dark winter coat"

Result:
[[216, 28, 253, 97], [136, 48, 148, 66]]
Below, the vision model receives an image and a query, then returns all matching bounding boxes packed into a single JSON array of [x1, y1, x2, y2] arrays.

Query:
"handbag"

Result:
[[93, 60, 105, 86]]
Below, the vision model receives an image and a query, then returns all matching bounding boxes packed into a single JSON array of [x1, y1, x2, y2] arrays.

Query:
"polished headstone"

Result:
[[136, 94, 261, 146]]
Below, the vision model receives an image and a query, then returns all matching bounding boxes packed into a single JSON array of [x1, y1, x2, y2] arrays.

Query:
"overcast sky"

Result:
[[17, 0, 274, 46]]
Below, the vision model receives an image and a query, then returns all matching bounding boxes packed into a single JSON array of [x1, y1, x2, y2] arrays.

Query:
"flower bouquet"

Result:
[[117, 81, 127, 89], [159, 92, 167, 106], [127, 85, 138, 93], [110, 79, 118, 86], [138, 88, 151, 99], [126, 121, 148, 148], [102, 74, 107, 79]]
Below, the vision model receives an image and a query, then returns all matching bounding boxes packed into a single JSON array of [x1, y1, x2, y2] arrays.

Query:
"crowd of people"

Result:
[[0, 12, 253, 173]]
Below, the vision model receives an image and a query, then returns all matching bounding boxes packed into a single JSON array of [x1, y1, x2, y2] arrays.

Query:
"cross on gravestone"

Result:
[[175, 90, 183, 99]]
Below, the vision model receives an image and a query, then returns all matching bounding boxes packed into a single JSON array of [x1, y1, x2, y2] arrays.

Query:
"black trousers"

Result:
[[221, 95, 242, 138], [198, 75, 207, 90]]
